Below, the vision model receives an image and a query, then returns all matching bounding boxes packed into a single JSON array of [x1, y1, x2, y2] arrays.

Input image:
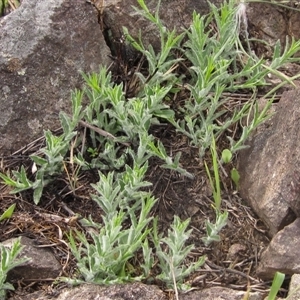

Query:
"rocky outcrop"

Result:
[[238, 87, 300, 279], [238, 88, 300, 236], [181, 287, 264, 300], [0, 0, 111, 154]]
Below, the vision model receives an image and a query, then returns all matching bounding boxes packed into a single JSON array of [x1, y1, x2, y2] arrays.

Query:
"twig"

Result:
[[205, 260, 259, 282], [78, 120, 130, 147], [170, 257, 179, 300]]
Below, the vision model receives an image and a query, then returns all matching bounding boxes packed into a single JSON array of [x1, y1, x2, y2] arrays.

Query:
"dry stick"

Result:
[[170, 257, 179, 300], [205, 260, 259, 282], [8, 0, 18, 10], [78, 120, 130, 147], [80, 126, 87, 155], [69, 133, 77, 166], [2, 119, 130, 166]]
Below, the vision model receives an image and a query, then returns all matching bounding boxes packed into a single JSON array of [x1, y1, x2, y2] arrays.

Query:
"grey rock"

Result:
[[8, 282, 168, 300], [0, 0, 111, 154], [226, 243, 247, 260], [7, 283, 266, 300], [102, 0, 224, 53], [287, 274, 300, 300], [101, 0, 300, 57], [2, 236, 61, 280], [180, 286, 264, 300], [238, 88, 300, 236], [257, 218, 300, 280], [246, 2, 300, 56]]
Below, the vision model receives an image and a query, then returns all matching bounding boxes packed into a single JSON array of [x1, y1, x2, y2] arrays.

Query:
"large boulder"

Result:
[[238, 88, 300, 236], [238, 87, 300, 279], [0, 0, 111, 154]]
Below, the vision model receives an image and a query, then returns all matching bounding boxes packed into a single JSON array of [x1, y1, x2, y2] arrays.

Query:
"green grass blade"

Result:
[[267, 271, 285, 300]]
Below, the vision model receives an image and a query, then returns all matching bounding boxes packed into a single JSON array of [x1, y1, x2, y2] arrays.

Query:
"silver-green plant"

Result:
[[0, 66, 182, 204], [171, 0, 300, 156], [0, 90, 83, 204], [2, 0, 300, 293], [65, 194, 156, 284], [124, 0, 185, 86], [151, 216, 206, 291], [64, 135, 203, 287], [0, 239, 29, 300], [4, 0, 298, 206]]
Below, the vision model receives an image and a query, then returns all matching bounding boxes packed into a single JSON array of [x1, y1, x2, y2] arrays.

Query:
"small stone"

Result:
[[227, 243, 247, 260]]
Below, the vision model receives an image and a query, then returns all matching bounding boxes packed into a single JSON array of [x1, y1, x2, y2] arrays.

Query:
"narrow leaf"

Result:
[[0, 204, 16, 221]]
